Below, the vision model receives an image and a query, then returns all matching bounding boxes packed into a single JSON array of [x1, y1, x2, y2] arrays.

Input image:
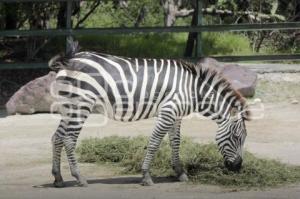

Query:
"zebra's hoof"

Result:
[[141, 178, 154, 186], [77, 180, 88, 187], [53, 180, 65, 188], [178, 173, 189, 182]]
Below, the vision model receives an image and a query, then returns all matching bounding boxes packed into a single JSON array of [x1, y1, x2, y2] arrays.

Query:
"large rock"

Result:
[[6, 71, 57, 115], [198, 58, 257, 97]]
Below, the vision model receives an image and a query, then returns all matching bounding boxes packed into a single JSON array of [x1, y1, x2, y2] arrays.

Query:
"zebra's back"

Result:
[[54, 52, 194, 122]]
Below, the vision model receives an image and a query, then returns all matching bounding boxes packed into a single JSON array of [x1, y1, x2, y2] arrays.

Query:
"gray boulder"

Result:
[[6, 71, 57, 115], [198, 58, 257, 97]]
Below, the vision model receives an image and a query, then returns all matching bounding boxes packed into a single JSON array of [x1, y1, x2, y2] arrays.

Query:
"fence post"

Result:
[[66, 0, 73, 53], [195, 0, 203, 58]]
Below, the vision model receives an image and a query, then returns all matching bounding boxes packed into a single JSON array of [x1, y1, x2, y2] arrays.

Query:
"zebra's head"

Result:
[[216, 103, 249, 172]]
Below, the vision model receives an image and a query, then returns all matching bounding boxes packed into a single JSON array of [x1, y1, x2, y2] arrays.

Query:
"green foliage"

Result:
[[77, 33, 187, 58], [79, 2, 118, 28], [77, 136, 300, 188], [77, 32, 253, 58], [202, 32, 253, 56], [216, 0, 238, 11], [1, 0, 297, 61], [79, 0, 163, 28]]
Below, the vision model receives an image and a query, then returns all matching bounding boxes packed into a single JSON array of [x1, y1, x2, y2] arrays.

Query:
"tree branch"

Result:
[[173, 7, 286, 21], [175, 8, 194, 17], [135, 5, 147, 27], [75, 1, 101, 28], [202, 8, 286, 21]]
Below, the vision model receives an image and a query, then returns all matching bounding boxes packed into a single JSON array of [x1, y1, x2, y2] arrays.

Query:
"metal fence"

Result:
[[1, 0, 300, 70]]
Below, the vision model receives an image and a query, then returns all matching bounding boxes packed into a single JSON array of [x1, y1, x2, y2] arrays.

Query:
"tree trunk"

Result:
[[57, 1, 80, 28], [184, 10, 197, 57], [295, 1, 300, 21], [162, 0, 194, 27], [135, 5, 147, 27], [4, 3, 18, 30], [163, 0, 177, 26], [26, 3, 46, 60], [57, 2, 67, 28]]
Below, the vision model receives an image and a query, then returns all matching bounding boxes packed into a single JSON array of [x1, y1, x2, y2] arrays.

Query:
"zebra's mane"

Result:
[[178, 60, 248, 112]]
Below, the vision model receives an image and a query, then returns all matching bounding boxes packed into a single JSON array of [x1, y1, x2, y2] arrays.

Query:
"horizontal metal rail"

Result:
[[0, 0, 79, 2], [1, 22, 300, 37], [211, 54, 300, 62], [1, 54, 300, 70], [0, 63, 48, 70]]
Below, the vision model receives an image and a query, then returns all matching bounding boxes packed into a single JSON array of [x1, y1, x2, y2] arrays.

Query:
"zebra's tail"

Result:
[[48, 38, 80, 70]]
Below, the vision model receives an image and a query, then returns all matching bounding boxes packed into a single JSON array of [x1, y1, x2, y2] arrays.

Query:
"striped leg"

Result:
[[64, 130, 87, 187], [168, 120, 188, 182], [52, 118, 88, 187], [52, 98, 93, 187], [52, 122, 65, 187], [141, 106, 176, 186], [64, 102, 92, 187]]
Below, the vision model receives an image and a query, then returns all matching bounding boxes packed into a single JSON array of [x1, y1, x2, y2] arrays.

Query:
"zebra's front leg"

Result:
[[168, 120, 189, 182], [141, 108, 176, 186], [52, 130, 64, 188]]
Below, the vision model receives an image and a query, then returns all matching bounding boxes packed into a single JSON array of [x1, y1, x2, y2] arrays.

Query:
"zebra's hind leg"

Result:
[[63, 104, 92, 187], [52, 124, 65, 187], [53, 99, 93, 187], [141, 107, 176, 186], [52, 117, 89, 187], [64, 132, 88, 187], [168, 120, 189, 182]]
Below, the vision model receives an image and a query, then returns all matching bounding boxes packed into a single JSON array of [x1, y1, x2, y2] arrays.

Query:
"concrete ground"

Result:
[[239, 63, 300, 74], [1, 100, 300, 199]]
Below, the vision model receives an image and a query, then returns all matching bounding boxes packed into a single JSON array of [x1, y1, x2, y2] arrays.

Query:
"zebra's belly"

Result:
[[94, 98, 160, 122]]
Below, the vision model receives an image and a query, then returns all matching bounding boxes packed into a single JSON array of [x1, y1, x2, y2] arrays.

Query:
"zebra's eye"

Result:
[[230, 107, 239, 118], [233, 133, 240, 139]]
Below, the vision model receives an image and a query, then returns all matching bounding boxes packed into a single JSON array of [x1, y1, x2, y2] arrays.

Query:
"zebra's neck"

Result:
[[194, 66, 246, 124]]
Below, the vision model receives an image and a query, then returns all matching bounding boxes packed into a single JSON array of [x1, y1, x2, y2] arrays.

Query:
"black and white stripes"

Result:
[[50, 51, 249, 187]]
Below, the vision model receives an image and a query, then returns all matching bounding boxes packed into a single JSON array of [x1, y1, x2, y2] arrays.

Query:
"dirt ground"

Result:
[[1, 73, 300, 199]]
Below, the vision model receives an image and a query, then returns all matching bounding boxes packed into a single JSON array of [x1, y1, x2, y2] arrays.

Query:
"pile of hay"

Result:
[[77, 136, 300, 188]]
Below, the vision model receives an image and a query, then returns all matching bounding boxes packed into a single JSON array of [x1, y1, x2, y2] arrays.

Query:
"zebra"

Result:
[[49, 46, 250, 187]]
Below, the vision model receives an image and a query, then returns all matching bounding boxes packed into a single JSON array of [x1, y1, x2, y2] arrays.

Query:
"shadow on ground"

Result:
[[34, 176, 177, 188], [0, 108, 7, 118]]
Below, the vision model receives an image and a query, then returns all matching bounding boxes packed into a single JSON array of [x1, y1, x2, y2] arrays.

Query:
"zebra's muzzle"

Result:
[[224, 156, 243, 172]]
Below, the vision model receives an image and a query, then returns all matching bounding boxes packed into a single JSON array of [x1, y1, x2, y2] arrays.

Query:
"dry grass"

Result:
[[77, 136, 300, 189]]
